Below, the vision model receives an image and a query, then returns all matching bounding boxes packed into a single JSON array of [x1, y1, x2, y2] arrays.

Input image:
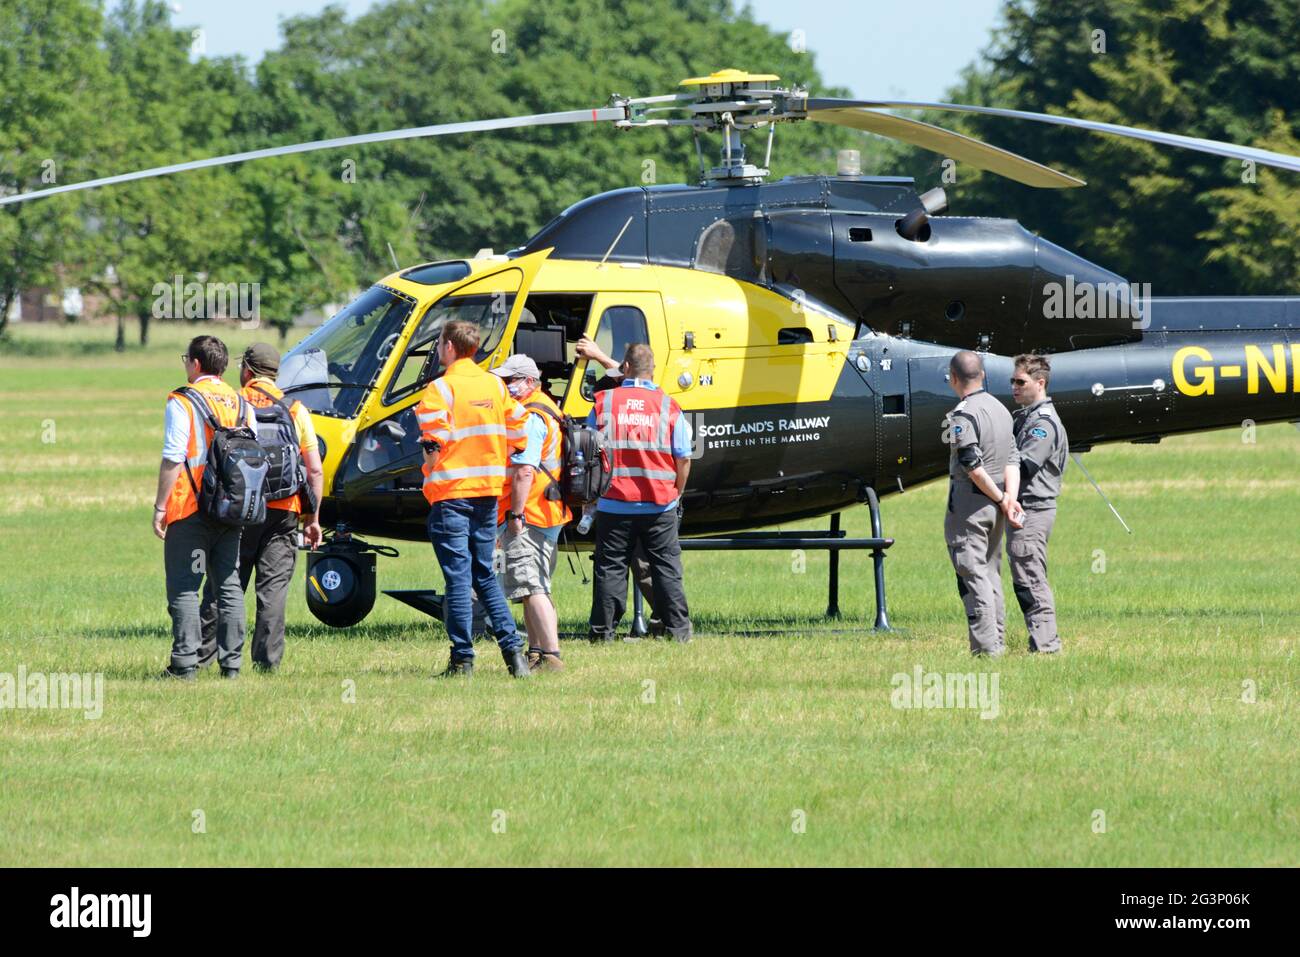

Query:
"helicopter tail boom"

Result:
[[1018, 318, 1299, 447]]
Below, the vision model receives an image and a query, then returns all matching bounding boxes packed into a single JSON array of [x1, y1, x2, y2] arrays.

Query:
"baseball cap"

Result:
[[241, 342, 280, 377], [492, 354, 541, 380]]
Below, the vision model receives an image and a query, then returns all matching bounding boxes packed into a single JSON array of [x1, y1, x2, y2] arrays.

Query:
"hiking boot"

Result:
[[502, 648, 532, 678], [531, 651, 566, 674], [526, 647, 543, 671], [158, 664, 197, 681], [438, 658, 474, 678]]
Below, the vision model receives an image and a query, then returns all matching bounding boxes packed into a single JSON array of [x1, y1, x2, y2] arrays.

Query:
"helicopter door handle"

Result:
[[376, 420, 408, 440], [1090, 379, 1167, 396]]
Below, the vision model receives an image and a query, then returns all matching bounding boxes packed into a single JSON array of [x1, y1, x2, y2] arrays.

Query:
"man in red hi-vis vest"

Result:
[[587, 343, 694, 643]]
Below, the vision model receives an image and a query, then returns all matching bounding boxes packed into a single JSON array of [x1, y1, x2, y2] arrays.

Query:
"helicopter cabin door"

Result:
[[562, 291, 668, 418], [862, 338, 911, 484], [335, 249, 553, 529]]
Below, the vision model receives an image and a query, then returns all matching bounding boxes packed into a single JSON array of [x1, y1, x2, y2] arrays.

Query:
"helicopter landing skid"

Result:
[[385, 489, 896, 636], [383, 591, 508, 640], [631, 486, 895, 635], [384, 589, 448, 620]]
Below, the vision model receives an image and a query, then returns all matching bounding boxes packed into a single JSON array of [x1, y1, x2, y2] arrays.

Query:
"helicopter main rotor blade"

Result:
[[806, 107, 1085, 189], [0, 107, 628, 207], [805, 97, 1300, 176]]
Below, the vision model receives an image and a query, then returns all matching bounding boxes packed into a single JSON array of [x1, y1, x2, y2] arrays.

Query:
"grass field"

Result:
[[0, 320, 1296, 866]]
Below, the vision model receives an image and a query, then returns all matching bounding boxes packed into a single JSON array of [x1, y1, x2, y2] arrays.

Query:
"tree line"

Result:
[[1, 0, 1295, 349]]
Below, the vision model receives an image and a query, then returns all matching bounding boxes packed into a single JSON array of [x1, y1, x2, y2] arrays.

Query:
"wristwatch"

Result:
[[506, 511, 525, 523]]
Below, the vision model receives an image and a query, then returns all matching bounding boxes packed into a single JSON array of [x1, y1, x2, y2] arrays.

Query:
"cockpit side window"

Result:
[[384, 272, 522, 405], [581, 305, 649, 400]]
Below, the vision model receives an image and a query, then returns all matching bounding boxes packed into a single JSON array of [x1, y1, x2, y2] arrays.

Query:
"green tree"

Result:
[[0, 0, 113, 338], [3, 0, 889, 343], [84, 1, 248, 349], [242, 0, 868, 288], [1198, 116, 1300, 289], [942, 0, 1300, 295]]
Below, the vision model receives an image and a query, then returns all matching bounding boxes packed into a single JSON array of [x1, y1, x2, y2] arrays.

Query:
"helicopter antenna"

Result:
[[597, 215, 634, 268], [1070, 452, 1133, 535], [386, 242, 400, 271], [400, 190, 428, 260]]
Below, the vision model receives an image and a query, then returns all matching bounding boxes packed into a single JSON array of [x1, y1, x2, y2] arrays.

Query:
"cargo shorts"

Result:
[[497, 522, 561, 601]]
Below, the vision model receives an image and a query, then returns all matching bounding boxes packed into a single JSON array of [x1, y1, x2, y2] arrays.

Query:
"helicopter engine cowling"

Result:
[[822, 212, 1142, 356], [520, 177, 1145, 358]]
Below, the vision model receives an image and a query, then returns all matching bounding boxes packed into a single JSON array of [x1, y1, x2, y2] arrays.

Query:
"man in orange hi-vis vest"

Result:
[[198, 343, 325, 674], [491, 354, 572, 673], [415, 320, 533, 678], [151, 335, 256, 681]]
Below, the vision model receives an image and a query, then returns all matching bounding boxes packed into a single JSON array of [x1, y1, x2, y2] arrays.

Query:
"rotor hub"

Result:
[[681, 70, 797, 184]]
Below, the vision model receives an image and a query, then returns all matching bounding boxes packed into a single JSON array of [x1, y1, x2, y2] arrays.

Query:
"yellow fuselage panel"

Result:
[[312, 414, 358, 491], [529, 260, 851, 409], [316, 257, 854, 492]]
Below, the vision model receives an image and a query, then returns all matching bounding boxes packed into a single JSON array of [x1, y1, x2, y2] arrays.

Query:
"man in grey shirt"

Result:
[[1008, 353, 1068, 653], [944, 351, 1022, 656]]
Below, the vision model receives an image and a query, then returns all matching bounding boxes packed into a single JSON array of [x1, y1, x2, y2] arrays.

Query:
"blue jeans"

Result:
[[428, 496, 521, 660]]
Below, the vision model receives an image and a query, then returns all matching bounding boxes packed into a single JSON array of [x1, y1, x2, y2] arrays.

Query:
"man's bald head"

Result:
[[949, 350, 985, 386]]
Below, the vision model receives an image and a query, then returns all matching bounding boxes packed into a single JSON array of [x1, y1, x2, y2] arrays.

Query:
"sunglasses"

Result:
[[1010, 377, 1031, 386]]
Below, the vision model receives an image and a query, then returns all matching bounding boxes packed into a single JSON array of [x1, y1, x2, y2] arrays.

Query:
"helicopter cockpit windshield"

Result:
[[380, 288, 516, 405], [280, 285, 416, 418]]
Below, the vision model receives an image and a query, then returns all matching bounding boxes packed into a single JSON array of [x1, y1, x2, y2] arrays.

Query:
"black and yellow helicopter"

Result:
[[7, 69, 1300, 627]]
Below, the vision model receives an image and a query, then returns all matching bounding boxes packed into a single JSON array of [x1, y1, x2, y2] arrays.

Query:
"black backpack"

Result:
[[525, 401, 612, 507], [177, 387, 269, 527], [248, 384, 307, 505]]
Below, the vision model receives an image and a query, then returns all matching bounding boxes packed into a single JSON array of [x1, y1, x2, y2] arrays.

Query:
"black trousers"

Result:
[[589, 508, 691, 641], [199, 508, 299, 669], [631, 543, 658, 624]]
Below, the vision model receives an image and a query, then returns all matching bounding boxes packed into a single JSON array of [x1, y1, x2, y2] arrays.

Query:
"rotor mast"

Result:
[[615, 69, 798, 186], [682, 71, 782, 184]]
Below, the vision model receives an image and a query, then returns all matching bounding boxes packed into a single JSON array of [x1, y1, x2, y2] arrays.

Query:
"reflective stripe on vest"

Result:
[[244, 378, 309, 514], [164, 377, 246, 525], [612, 467, 678, 480], [602, 385, 680, 506], [183, 397, 208, 469], [415, 359, 529, 502], [497, 390, 572, 528], [445, 423, 509, 440], [424, 464, 508, 482], [608, 437, 674, 452]]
